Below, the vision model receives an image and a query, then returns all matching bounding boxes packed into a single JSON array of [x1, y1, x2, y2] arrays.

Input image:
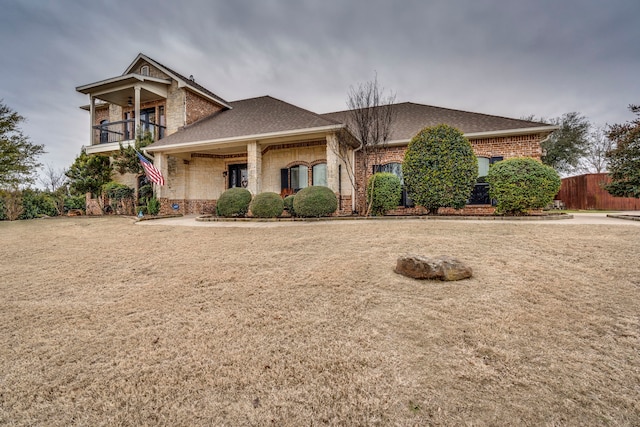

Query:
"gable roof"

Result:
[[321, 102, 555, 142], [146, 96, 343, 151], [124, 53, 231, 109]]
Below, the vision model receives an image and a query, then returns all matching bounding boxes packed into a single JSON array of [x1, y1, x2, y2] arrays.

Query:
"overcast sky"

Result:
[[1, 0, 638, 179]]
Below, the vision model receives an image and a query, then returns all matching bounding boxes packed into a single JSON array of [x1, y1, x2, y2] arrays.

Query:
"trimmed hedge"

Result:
[[403, 125, 477, 214], [486, 157, 561, 215], [293, 186, 337, 217], [250, 192, 284, 218], [366, 172, 402, 215], [216, 187, 252, 217], [283, 195, 296, 216]]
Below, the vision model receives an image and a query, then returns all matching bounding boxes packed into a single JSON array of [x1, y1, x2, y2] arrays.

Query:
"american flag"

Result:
[[137, 152, 165, 186]]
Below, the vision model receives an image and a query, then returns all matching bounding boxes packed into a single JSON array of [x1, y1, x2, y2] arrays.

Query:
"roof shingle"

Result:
[[148, 96, 342, 148], [321, 102, 550, 141]]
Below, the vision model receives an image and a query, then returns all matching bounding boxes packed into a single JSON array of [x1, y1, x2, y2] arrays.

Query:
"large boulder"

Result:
[[394, 254, 472, 281]]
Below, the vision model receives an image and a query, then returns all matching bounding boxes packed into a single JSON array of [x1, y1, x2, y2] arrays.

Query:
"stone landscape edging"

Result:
[[196, 213, 573, 223]]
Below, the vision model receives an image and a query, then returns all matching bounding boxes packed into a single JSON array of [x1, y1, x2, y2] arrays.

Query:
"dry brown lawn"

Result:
[[0, 216, 638, 426]]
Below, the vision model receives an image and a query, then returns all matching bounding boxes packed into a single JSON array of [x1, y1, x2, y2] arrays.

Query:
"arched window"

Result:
[[290, 165, 308, 190], [312, 163, 327, 186], [140, 65, 150, 76]]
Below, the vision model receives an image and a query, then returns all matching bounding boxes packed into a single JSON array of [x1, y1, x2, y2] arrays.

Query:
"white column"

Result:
[[89, 95, 95, 146], [326, 133, 340, 193], [247, 142, 262, 195], [134, 86, 141, 139]]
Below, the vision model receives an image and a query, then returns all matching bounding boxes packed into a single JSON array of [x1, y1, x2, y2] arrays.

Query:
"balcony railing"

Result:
[[93, 119, 166, 145]]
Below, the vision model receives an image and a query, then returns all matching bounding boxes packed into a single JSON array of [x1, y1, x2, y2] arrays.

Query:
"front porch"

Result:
[[147, 133, 354, 215]]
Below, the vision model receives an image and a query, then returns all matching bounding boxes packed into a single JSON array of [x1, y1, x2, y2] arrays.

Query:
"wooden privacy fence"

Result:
[[557, 173, 640, 210]]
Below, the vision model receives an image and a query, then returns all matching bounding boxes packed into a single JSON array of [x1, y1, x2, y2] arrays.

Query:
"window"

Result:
[[312, 163, 327, 186], [469, 156, 503, 205], [373, 162, 413, 207], [290, 165, 308, 190], [99, 120, 109, 144], [478, 157, 490, 178], [140, 65, 149, 76], [281, 162, 327, 194]]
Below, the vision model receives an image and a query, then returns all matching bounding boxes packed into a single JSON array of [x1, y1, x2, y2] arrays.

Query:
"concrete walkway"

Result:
[[136, 212, 640, 227]]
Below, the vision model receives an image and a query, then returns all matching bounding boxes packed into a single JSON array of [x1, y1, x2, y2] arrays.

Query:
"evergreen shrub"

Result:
[[486, 157, 561, 215], [19, 189, 57, 219], [403, 125, 477, 214], [366, 172, 402, 215], [293, 186, 337, 217], [283, 195, 296, 216], [249, 192, 284, 218], [216, 188, 252, 217]]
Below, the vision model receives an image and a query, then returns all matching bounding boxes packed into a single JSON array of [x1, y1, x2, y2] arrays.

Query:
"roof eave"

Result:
[[125, 53, 232, 109], [75, 74, 170, 94], [146, 124, 345, 153], [385, 125, 559, 146]]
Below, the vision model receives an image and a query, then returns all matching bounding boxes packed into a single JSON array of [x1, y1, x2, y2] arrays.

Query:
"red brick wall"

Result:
[[186, 91, 223, 125], [353, 133, 545, 214], [160, 198, 217, 215]]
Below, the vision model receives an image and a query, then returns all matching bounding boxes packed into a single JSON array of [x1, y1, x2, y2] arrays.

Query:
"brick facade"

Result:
[[352, 133, 547, 215], [186, 91, 223, 125]]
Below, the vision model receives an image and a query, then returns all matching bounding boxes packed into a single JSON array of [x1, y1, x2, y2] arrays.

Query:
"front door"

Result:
[[228, 164, 248, 189]]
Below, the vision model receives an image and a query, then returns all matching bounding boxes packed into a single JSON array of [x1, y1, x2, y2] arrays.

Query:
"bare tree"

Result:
[[39, 163, 67, 192], [578, 126, 614, 173], [333, 76, 396, 214]]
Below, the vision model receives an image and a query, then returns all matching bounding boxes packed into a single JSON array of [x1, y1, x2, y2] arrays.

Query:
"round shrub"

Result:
[[249, 192, 284, 218], [283, 195, 296, 216], [293, 186, 337, 218], [403, 124, 477, 214], [366, 172, 402, 215], [216, 187, 252, 217], [486, 157, 561, 215]]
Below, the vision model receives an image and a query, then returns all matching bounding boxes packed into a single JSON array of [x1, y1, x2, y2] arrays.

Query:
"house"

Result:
[[76, 53, 557, 216]]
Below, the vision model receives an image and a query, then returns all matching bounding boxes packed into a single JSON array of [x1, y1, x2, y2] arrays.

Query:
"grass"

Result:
[[1, 216, 639, 426]]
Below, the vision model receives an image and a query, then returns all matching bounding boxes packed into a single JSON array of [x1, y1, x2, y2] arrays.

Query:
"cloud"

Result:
[[0, 0, 638, 179]]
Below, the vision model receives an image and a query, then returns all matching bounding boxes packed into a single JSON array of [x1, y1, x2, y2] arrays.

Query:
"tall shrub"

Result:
[[366, 172, 402, 215], [403, 125, 478, 214], [486, 157, 561, 215]]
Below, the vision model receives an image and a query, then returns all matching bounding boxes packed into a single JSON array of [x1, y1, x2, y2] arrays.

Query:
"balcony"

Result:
[[93, 119, 166, 145]]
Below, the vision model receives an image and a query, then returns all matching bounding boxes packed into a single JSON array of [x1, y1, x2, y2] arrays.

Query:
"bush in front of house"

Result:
[[366, 172, 402, 215], [64, 195, 86, 213], [293, 186, 337, 217], [283, 195, 296, 217], [216, 187, 252, 217], [403, 124, 478, 214], [19, 189, 58, 219], [147, 197, 161, 215], [102, 181, 135, 201], [249, 192, 284, 218], [486, 157, 561, 215]]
